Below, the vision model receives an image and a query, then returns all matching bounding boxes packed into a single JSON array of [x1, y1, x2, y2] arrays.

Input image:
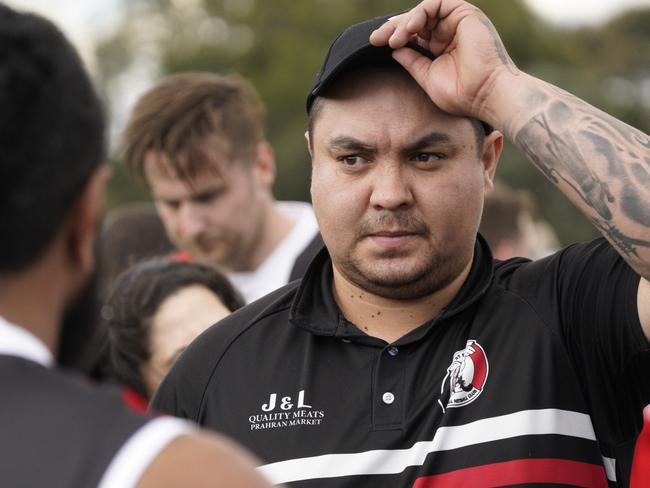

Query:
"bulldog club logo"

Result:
[[438, 340, 489, 412]]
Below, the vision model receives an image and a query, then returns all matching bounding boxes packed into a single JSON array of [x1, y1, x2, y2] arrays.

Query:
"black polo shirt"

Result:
[[152, 236, 650, 487]]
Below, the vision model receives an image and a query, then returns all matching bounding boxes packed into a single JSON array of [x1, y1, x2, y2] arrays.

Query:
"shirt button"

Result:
[[387, 346, 399, 357], [382, 392, 395, 405]]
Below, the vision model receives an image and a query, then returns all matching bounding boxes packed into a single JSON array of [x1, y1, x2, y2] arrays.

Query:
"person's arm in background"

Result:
[[370, 0, 650, 340]]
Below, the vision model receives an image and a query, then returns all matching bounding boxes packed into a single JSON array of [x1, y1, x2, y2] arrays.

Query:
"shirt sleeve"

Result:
[[501, 238, 650, 446], [149, 352, 205, 420]]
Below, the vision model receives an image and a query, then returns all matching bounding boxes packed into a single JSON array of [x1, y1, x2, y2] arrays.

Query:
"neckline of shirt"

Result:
[[0, 314, 54, 367]]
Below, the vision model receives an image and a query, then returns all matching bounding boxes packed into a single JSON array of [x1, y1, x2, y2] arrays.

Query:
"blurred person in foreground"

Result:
[[123, 73, 322, 303], [105, 258, 244, 401], [479, 183, 558, 260], [152, 0, 650, 486], [0, 5, 274, 487]]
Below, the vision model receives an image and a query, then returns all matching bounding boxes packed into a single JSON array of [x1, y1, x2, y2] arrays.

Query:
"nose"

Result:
[[176, 202, 207, 240], [368, 163, 414, 211]]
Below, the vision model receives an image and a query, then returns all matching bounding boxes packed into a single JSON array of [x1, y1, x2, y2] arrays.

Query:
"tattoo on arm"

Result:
[[479, 17, 520, 76], [513, 86, 650, 275]]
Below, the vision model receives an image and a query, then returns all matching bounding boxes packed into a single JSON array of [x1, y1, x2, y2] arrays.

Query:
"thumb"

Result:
[[392, 47, 433, 92]]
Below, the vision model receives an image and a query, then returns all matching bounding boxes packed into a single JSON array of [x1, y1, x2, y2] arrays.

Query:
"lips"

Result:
[[365, 229, 421, 249], [369, 230, 418, 237], [364, 227, 423, 237]]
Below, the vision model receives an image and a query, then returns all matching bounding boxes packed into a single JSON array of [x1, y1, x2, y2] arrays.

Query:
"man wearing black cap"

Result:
[[0, 4, 275, 487], [153, 0, 650, 486]]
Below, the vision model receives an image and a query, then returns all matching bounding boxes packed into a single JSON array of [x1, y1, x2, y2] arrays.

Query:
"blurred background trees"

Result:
[[98, 0, 650, 245]]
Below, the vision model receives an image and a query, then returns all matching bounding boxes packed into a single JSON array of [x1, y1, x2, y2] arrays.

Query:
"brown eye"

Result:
[[413, 153, 443, 162], [339, 155, 365, 166], [162, 200, 180, 210], [194, 190, 222, 204]]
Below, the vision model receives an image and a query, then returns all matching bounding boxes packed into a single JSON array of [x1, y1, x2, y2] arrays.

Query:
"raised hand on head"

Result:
[[369, 0, 520, 122]]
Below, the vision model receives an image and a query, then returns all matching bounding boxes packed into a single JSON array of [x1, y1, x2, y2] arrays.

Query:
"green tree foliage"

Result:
[[99, 0, 650, 245]]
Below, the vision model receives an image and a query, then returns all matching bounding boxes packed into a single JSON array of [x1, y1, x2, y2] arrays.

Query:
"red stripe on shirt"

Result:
[[412, 458, 608, 488]]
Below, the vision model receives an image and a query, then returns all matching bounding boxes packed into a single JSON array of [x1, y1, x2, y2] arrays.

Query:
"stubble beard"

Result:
[[338, 244, 469, 300], [185, 206, 267, 272], [335, 210, 472, 300]]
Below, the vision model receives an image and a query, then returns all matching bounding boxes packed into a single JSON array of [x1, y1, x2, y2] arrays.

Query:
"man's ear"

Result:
[[304, 131, 313, 157], [481, 131, 504, 196], [253, 141, 276, 189], [65, 165, 110, 277]]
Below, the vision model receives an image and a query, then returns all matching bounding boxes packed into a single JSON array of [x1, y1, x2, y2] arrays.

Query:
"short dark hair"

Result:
[[0, 5, 105, 273], [104, 258, 244, 399]]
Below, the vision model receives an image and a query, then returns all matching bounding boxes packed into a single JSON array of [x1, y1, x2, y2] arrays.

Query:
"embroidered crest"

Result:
[[438, 339, 489, 412]]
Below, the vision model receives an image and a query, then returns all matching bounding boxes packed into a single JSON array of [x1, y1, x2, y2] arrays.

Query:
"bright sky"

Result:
[[7, 0, 649, 147], [7, 0, 650, 69], [524, 0, 650, 26], [4, 0, 125, 72]]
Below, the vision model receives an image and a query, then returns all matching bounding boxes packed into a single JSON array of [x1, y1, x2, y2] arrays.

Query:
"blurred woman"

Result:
[[104, 258, 244, 400]]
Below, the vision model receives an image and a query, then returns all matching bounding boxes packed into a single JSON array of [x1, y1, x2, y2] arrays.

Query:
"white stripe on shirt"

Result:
[[98, 416, 195, 488], [258, 408, 607, 484]]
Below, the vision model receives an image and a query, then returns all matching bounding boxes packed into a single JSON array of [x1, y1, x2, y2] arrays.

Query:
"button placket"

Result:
[[372, 345, 407, 430]]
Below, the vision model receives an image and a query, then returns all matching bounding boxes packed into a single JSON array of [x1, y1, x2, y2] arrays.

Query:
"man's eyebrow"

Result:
[[327, 136, 377, 154], [192, 187, 224, 199], [153, 193, 178, 204], [403, 132, 453, 153]]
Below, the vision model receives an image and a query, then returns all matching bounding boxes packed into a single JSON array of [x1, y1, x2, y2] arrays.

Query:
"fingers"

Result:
[[369, 14, 403, 46], [391, 47, 432, 88], [398, 6, 430, 45], [370, 0, 471, 50], [370, 6, 434, 49]]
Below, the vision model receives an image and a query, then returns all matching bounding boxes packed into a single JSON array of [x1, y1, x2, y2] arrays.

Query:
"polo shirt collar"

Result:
[[0, 314, 54, 367], [290, 234, 494, 341]]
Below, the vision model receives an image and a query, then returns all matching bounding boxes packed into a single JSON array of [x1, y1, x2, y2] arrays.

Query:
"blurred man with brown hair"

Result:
[[123, 73, 321, 303]]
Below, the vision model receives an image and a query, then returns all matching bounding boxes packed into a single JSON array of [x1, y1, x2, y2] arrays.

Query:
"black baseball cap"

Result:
[[306, 13, 493, 134]]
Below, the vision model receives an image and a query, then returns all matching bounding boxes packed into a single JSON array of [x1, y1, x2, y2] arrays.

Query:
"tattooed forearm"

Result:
[[512, 84, 650, 277], [479, 17, 520, 76], [515, 108, 615, 220], [631, 163, 650, 187], [591, 218, 650, 260]]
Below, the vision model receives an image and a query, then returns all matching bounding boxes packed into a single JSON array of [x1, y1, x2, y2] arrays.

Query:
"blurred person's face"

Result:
[[309, 69, 501, 300], [142, 284, 231, 397], [144, 140, 273, 272]]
